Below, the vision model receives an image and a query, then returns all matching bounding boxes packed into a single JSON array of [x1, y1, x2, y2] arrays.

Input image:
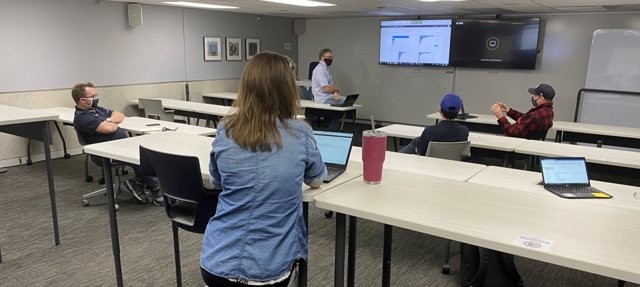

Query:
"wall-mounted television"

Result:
[[449, 18, 541, 70], [379, 19, 452, 67]]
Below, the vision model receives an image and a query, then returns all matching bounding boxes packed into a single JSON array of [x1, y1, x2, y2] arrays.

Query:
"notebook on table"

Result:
[[313, 131, 354, 183], [330, 94, 359, 107], [539, 157, 612, 199]]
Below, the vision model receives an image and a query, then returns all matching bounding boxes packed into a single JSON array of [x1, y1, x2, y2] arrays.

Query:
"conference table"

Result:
[[428, 112, 640, 148], [202, 92, 362, 131], [314, 167, 640, 286], [83, 131, 360, 287], [0, 105, 60, 262], [322, 148, 487, 287]]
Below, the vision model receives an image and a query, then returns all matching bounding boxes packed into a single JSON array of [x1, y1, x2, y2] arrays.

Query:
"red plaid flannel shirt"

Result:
[[497, 103, 554, 139]]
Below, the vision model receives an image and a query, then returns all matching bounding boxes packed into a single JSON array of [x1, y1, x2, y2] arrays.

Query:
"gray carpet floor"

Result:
[[0, 155, 636, 286]]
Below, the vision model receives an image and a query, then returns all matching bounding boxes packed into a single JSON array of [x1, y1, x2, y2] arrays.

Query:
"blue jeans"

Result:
[[116, 161, 159, 189], [399, 137, 419, 154]]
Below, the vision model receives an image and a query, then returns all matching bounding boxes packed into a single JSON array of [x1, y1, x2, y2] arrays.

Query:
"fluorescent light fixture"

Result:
[[420, 0, 466, 2], [162, 1, 238, 9], [261, 0, 336, 7]]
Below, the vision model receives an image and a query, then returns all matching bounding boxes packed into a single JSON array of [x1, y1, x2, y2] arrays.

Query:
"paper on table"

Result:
[[513, 235, 554, 252]]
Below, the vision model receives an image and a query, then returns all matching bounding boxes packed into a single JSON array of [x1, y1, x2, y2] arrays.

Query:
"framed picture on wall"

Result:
[[226, 37, 242, 61], [203, 37, 222, 61], [246, 38, 260, 60]]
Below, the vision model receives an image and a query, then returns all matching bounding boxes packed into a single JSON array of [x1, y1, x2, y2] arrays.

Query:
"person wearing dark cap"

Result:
[[400, 93, 469, 155], [491, 83, 555, 140]]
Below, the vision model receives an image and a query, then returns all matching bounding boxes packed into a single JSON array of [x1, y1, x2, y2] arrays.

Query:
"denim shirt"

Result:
[[201, 119, 327, 282]]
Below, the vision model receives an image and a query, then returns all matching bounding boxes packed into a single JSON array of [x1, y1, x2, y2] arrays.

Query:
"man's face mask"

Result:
[[531, 96, 539, 107], [83, 96, 99, 108], [324, 57, 333, 66]]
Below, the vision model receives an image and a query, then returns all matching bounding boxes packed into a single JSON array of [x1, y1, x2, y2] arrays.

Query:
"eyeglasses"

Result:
[[162, 126, 179, 132], [82, 94, 98, 99]]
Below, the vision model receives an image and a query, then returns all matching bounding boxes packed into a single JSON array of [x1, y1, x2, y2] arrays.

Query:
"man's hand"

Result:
[[491, 103, 504, 118], [332, 91, 341, 101], [496, 102, 509, 112]]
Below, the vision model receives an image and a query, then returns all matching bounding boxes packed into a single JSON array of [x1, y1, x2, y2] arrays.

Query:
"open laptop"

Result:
[[456, 100, 478, 120], [330, 94, 359, 107], [314, 131, 354, 183], [539, 157, 612, 199]]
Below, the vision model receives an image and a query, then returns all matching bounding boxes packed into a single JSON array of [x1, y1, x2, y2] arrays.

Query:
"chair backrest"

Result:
[[139, 98, 174, 122], [74, 128, 105, 167], [425, 141, 471, 161], [298, 86, 313, 101], [308, 61, 319, 80], [139, 145, 220, 234], [527, 129, 549, 141]]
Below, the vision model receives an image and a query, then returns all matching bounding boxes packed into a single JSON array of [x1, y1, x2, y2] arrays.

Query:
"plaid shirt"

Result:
[[497, 103, 554, 139]]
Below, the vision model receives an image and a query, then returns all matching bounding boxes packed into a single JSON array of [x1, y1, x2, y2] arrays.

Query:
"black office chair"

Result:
[[139, 146, 221, 287], [308, 61, 319, 80], [75, 129, 131, 210]]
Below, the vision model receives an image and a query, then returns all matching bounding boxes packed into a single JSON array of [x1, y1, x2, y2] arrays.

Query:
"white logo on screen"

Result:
[[486, 37, 499, 51]]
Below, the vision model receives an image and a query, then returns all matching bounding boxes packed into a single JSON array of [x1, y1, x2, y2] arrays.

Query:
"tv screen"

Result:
[[449, 18, 541, 70], [379, 19, 452, 67]]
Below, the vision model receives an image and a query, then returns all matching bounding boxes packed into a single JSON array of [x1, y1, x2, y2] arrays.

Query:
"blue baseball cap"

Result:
[[440, 93, 462, 113]]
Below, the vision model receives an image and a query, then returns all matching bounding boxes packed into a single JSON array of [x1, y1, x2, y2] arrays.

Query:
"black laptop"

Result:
[[313, 131, 354, 183], [456, 100, 477, 119], [539, 157, 612, 199], [330, 94, 359, 107]]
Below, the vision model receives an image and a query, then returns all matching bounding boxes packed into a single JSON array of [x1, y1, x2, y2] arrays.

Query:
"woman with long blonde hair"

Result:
[[200, 52, 326, 287]]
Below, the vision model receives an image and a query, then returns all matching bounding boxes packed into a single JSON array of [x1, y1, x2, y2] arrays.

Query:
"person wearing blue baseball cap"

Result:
[[491, 83, 555, 140], [400, 93, 470, 155]]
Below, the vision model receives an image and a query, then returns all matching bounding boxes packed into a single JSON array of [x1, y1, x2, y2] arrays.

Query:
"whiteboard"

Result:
[[585, 29, 640, 92], [578, 29, 640, 127]]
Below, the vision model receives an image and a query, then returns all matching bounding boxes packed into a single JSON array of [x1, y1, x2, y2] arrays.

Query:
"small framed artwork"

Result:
[[203, 37, 222, 61], [226, 37, 242, 61], [246, 38, 260, 60]]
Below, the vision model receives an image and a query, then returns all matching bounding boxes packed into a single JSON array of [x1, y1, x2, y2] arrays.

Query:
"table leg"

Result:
[[382, 224, 393, 287], [299, 202, 309, 287], [103, 158, 124, 287], [393, 137, 399, 152], [335, 213, 346, 287], [53, 122, 70, 159], [42, 123, 59, 246], [554, 131, 562, 143], [347, 216, 357, 287], [351, 111, 356, 132]]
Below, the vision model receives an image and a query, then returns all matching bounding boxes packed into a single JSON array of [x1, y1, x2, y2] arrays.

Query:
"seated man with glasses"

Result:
[[72, 82, 163, 206]]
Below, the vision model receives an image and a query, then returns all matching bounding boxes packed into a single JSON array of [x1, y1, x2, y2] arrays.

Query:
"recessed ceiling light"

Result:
[[261, 0, 336, 7], [162, 1, 238, 9]]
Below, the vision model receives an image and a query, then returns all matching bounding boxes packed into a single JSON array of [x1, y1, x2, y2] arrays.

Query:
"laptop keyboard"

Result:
[[555, 186, 592, 193], [327, 166, 341, 176]]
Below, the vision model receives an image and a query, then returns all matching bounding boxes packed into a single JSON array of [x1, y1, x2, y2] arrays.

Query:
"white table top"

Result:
[[376, 124, 527, 152], [201, 92, 361, 111], [120, 116, 216, 136], [314, 169, 640, 284], [33, 107, 75, 124], [202, 92, 238, 101], [296, 80, 312, 87], [468, 166, 640, 210], [515, 140, 640, 169], [84, 131, 350, 202], [553, 120, 640, 140], [349, 146, 486, 181], [427, 112, 506, 125], [0, 104, 58, 125]]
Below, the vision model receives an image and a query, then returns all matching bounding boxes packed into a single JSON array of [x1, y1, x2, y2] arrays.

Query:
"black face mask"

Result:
[[324, 58, 333, 66], [531, 96, 538, 107]]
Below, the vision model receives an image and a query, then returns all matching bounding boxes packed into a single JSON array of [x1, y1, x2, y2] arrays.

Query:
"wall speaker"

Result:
[[294, 19, 305, 35], [128, 4, 143, 27]]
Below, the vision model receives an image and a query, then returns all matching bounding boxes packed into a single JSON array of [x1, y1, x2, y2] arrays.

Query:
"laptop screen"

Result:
[[314, 131, 353, 166], [540, 158, 590, 185]]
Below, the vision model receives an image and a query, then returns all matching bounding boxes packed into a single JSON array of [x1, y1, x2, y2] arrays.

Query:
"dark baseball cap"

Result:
[[528, 83, 555, 100], [440, 93, 462, 113]]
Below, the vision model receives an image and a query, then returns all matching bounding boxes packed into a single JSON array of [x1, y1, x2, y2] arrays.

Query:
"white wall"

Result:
[[298, 13, 640, 125]]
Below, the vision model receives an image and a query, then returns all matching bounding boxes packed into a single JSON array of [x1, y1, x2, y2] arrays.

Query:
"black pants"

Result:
[[201, 268, 292, 287]]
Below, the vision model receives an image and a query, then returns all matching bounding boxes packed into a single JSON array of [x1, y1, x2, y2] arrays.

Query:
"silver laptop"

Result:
[[314, 131, 354, 183], [539, 157, 611, 199]]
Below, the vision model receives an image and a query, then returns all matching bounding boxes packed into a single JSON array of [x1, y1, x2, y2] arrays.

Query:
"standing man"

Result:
[[311, 48, 346, 130], [72, 82, 163, 206], [491, 83, 555, 140]]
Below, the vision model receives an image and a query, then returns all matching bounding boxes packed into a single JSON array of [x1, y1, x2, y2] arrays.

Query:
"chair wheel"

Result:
[[442, 263, 450, 274], [64, 154, 71, 159], [324, 211, 333, 218], [98, 178, 105, 184], [81, 199, 90, 207], [115, 204, 119, 211], [85, 176, 93, 182], [27, 159, 33, 165]]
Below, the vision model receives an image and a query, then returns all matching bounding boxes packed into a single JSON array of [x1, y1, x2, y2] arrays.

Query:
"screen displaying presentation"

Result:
[[379, 19, 452, 67]]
